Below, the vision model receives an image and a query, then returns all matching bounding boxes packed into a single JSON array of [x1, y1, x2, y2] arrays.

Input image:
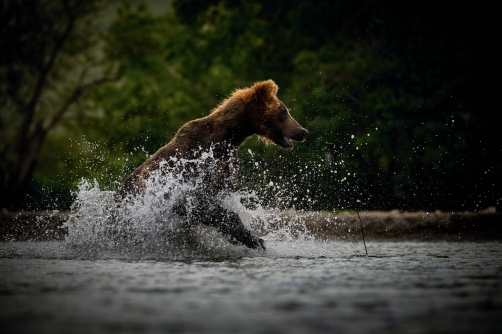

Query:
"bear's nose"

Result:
[[302, 128, 309, 136]]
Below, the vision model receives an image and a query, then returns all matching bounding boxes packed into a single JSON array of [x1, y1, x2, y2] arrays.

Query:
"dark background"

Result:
[[0, 0, 500, 211]]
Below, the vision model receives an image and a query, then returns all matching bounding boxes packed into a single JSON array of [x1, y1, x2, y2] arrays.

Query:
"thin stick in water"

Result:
[[351, 219, 359, 244], [356, 211, 368, 256]]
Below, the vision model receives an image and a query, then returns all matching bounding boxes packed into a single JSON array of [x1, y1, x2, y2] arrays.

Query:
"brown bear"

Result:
[[118, 80, 308, 249]]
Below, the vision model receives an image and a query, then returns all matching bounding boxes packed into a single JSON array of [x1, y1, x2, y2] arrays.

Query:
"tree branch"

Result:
[[19, 72, 116, 183], [18, 5, 77, 149], [43, 75, 118, 134]]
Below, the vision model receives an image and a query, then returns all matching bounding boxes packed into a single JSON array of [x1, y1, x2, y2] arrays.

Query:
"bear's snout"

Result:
[[276, 126, 307, 149], [299, 128, 309, 140], [284, 125, 309, 141], [287, 126, 308, 142]]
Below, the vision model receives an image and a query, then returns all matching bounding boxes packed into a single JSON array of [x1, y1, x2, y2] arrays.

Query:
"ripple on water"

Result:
[[1, 241, 501, 332]]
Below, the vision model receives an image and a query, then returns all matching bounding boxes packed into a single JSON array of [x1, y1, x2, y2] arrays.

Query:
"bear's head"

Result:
[[234, 80, 308, 149]]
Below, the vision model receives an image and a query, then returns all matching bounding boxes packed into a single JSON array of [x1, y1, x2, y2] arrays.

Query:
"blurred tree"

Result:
[[170, 0, 500, 211], [4, 0, 498, 211], [0, 0, 118, 209]]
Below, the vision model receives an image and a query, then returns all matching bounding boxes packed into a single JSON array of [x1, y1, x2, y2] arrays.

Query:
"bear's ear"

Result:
[[230, 79, 279, 104], [250, 80, 278, 102]]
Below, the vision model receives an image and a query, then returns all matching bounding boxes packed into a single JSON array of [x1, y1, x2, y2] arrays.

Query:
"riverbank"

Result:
[[1, 208, 500, 242], [274, 207, 501, 241]]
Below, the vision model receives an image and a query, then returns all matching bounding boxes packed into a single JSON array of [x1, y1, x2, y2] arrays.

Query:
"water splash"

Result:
[[63, 149, 319, 260]]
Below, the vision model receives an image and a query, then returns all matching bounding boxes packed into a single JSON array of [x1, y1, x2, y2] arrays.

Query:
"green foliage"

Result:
[[18, 0, 501, 211], [0, 0, 121, 209]]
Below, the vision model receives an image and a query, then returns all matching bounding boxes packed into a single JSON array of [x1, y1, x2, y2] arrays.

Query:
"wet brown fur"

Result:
[[116, 80, 307, 249], [119, 79, 307, 197]]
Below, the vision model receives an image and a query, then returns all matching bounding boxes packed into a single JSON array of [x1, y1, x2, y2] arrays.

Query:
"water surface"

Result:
[[1, 241, 500, 333]]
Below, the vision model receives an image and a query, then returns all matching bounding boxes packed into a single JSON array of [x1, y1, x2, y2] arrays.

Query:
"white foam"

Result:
[[62, 147, 318, 260]]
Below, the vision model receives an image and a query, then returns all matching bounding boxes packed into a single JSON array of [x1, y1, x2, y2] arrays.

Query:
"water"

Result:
[[1, 153, 501, 333], [61, 151, 318, 261], [1, 241, 501, 333]]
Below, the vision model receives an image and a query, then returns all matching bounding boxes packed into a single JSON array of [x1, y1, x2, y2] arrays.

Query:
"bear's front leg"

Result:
[[188, 198, 265, 250], [211, 209, 266, 250], [172, 191, 265, 250]]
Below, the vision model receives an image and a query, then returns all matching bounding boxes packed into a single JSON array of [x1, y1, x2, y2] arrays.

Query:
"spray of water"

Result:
[[63, 148, 320, 260]]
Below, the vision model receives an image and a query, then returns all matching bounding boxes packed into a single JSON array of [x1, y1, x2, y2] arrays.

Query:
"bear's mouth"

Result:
[[281, 134, 294, 148], [263, 128, 307, 149], [280, 130, 308, 149]]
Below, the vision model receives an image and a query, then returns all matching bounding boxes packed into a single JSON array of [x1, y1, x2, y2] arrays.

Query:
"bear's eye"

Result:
[[278, 109, 288, 121]]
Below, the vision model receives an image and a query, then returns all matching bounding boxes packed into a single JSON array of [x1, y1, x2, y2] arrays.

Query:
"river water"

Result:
[[1, 241, 501, 333], [1, 173, 501, 333]]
